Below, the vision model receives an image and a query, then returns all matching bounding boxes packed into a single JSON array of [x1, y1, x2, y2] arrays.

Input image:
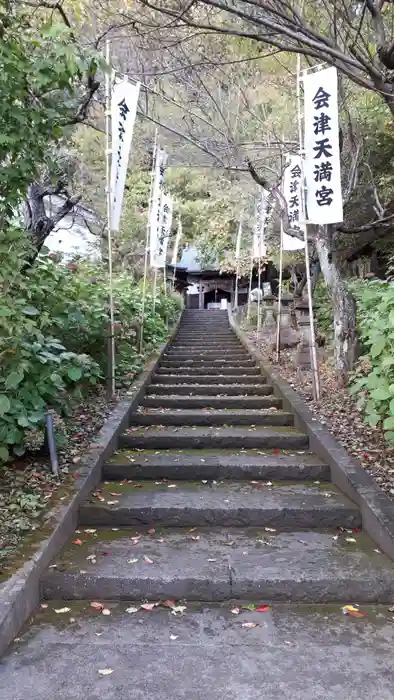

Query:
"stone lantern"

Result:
[[276, 292, 298, 348], [294, 297, 312, 368]]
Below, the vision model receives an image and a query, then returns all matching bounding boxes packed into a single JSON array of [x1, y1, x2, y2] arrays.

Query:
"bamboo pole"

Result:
[[139, 130, 158, 354], [246, 254, 253, 323], [275, 220, 284, 362], [105, 40, 116, 397], [297, 55, 320, 401]]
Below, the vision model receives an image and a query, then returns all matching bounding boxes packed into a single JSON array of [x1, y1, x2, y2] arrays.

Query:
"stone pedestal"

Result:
[[276, 294, 298, 349], [295, 318, 312, 368], [261, 294, 276, 334]]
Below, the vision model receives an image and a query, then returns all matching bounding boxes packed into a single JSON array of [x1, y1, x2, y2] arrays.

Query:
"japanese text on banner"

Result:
[[303, 66, 343, 225], [110, 80, 140, 232], [149, 148, 167, 266], [282, 154, 305, 251], [152, 193, 173, 268], [171, 218, 182, 266]]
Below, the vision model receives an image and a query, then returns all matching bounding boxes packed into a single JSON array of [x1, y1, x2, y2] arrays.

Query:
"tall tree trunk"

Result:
[[315, 229, 357, 385]]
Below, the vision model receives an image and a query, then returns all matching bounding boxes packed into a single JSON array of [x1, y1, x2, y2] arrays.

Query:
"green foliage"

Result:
[[349, 279, 394, 442], [0, 236, 181, 462], [0, 3, 96, 212], [313, 281, 333, 340]]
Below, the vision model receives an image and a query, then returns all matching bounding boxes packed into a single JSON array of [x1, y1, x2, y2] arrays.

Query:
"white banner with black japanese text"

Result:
[[282, 154, 306, 250], [303, 66, 343, 224], [152, 193, 173, 268], [252, 189, 268, 258], [149, 148, 167, 265], [110, 79, 140, 231], [171, 217, 182, 266], [235, 217, 243, 259]]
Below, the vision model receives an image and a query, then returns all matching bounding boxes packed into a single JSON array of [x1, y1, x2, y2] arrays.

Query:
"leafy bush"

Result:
[[313, 280, 333, 341], [0, 243, 182, 462], [349, 278, 394, 441]]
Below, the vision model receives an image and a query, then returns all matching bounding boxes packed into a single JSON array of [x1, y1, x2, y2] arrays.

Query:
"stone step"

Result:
[[156, 367, 261, 376], [130, 409, 294, 427], [147, 384, 275, 396], [103, 449, 329, 481], [160, 359, 256, 368], [119, 426, 308, 450], [165, 355, 249, 363], [150, 375, 267, 385], [8, 603, 394, 700], [41, 528, 394, 603], [141, 395, 282, 409], [166, 349, 248, 357], [79, 482, 359, 529]]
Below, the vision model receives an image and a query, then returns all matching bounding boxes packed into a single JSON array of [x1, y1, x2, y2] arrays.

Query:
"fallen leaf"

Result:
[[170, 605, 186, 615], [168, 484, 177, 488], [141, 603, 158, 611], [127, 558, 139, 564], [201, 480, 208, 484], [345, 537, 357, 543], [224, 541, 234, 546], [54, 607, 71, 614], [170, 634, 178, 640], [191, 535, 200, 541], [125, 606, 139, 614], [110, 492, 121, 496], [40, 604, 48, 609], [86, 554, 97, 562], [72, 539, 83, 546], [102, 608, 111, 616], [84, 529, 97, 534], [264, 527, 276, 533], [242, 622, 258, 628], [91, 602, 104, 611], [255, 605, 270, 612], [106, 500, 119, 506], [162, 600, 176, 609], [95, 633, 103, 636], [207, 558, 217, 562], [342, 604, 367, 617], [231, 607, 241, 615], [144, 555, 154, 564], [98, 669, 113, 676], [189, 527, 197, 532], [148, 528, 156, 535]]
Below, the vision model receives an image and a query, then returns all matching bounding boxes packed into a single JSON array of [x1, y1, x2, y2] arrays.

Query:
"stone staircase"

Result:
[[42, 309, 394, 603]]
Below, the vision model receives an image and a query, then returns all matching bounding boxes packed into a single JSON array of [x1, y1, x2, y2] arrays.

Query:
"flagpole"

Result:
[[257, 254, 262, 341], [297, 55, 320, 401], [234, 213, 242, 310], [275, 220, 284, 362], [140, 129, 158, 354], [246, 253, 253, 323], [105, 39, 116, 398]]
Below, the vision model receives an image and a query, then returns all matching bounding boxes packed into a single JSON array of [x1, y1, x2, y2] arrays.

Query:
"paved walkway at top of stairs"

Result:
[[2, 309, 394, 699]]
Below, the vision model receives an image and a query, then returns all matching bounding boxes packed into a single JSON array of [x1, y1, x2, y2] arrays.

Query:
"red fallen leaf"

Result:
[[141, 603, 157, 611], [255, 605, 270, 612], [273, 449, 279, 454], [347, 609, 367, 618], [148, 528, 156, 536], [72, 539, 83, 546], [102, 551, 111, 556], [120, 479, 127, 485], [162, 600, 176, 609], [72, 474, 81, 479], [144, 555, 154, 564], [91, 602, 104, 611], [353, 527, 360, 533]]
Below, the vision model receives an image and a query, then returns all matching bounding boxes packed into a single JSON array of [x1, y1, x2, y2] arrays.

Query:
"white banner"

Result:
[[283, 154, 306, 250], [252, 189, 268, 258], [152, 193, 173, 268], [110, 79, 140, 231], [171, 218, 182, 266], [235, 217, 243, 259], [304, 66, 343, 224], [149, 148, 167, 265]]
